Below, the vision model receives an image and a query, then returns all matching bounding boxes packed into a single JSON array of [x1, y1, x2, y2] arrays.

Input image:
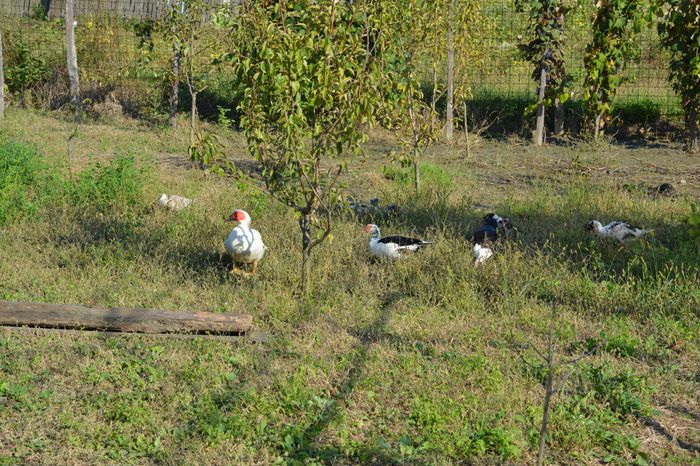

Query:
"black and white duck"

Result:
[[363, 224, 433, 259], [584, 220, 652, 242]]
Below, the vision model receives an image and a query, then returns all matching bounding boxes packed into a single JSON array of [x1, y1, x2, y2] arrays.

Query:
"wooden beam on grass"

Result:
[[0, 300, 252, 335]]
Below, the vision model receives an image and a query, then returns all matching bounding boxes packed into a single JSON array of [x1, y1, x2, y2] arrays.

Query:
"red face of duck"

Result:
[[363, 224, 379, 236], [226, 210, 247, 222]]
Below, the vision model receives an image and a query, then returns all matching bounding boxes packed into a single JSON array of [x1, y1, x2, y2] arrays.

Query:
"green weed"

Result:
[[382, 162, 453, 190], [0, 141, 60, 225], [69, 153, 152, 214], [583, 364, 653, 417]]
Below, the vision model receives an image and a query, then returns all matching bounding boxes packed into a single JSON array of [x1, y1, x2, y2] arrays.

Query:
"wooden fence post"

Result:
[[65, 0, 80, 106], [535, 56, 548, 146]]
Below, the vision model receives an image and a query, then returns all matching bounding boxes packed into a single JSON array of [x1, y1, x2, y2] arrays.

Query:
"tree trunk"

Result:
[[65, 0, 80, 106], [168, 45, 180, 128], [535, 64, 547, 146], [537, 363, 555, 466], [299, 214, 313, 295], [0, 31, 4, 119], [688, 109, 698, 153], [554, 97, 564, 135], [431, 66, 438, 133], [553, 10, 565, 137], [189, 91, 197, 147], [464, 101, 470, 158], [445, 0, 455, 142], [594, 112, 601, 141], [413, 154, 420, 194]]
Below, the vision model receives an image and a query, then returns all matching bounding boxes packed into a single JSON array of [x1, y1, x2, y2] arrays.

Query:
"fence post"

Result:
[[0, 31, 5, 119], [65, 0, 80, 106], [535, 53, 548, 146]]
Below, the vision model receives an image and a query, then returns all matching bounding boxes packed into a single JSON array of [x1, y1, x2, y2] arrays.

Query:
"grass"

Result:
[[0, 108, 699, 464]]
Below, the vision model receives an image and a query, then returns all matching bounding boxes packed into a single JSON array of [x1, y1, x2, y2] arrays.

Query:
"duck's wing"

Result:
[[225, 227, 254, 254], [471, 226, 497, 244], [378, 235, 427, 247]]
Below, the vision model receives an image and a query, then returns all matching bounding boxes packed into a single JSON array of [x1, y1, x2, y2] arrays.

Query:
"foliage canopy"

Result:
[[657, 0, 700, 152], [583, 0, 645, 138], [227, 0, 387, 292]]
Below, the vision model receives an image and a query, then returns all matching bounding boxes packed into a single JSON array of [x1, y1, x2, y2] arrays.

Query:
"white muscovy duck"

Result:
[[584, 220, 652, 242], [363, 224, 433, 259], [473, 243, 493, 267], [159, 193, 192, 211], [224, 210, 267, 275]]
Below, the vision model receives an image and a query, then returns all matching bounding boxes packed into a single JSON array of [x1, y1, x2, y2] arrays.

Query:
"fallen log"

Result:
[[0, 300, 252, 335]]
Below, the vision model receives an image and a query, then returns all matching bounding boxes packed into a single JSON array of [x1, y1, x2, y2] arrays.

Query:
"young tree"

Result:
[[516, 0, 570, 145], [583, 0, 644, 141], [425, 0, 492, 140], [381, 0, 439, 193], [445, 0, 455, 141], [165, 0, 185, 128], [230, 0, 385, 294], [161, 0, 222, 147], [514, 304, 594, 466], [658, 0, 700, 153]]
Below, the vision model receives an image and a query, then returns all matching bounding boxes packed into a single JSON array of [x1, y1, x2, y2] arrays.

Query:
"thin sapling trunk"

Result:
[[169, 45, 180, 128], [464, 101, 470, 158], [688, 109, 699, 153], [537, 330, 556, 466], [445, 0, 455, 141], [0, 31, 4, 119], [190, 89, 197, 146], [414, 155, 420, 194], [554, 97, 564, 135], [299, 213, 313, 295], [431, 66, 438, 133]]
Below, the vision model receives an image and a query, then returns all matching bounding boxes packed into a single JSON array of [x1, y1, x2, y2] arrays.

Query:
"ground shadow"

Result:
[[49, 214, 234, 282], [283, 291, 404, 463], [641, 416, 700, 454]]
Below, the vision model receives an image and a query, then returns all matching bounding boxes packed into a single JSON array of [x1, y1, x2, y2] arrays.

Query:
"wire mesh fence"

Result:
[[0, 0, 682, 128]]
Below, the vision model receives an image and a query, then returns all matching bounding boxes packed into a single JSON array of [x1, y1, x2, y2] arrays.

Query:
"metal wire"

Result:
[[0, 0, 681, 117]]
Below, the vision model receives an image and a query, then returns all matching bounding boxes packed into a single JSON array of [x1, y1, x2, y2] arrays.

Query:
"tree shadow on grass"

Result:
[[283, 291, 405, 464], [641, 416, 700, 454], [49, 214, 234, 283]]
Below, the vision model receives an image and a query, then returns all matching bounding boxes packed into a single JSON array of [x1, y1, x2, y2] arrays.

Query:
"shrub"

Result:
[[5, 36, 51, 100], [0, 141, 59, 225]]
